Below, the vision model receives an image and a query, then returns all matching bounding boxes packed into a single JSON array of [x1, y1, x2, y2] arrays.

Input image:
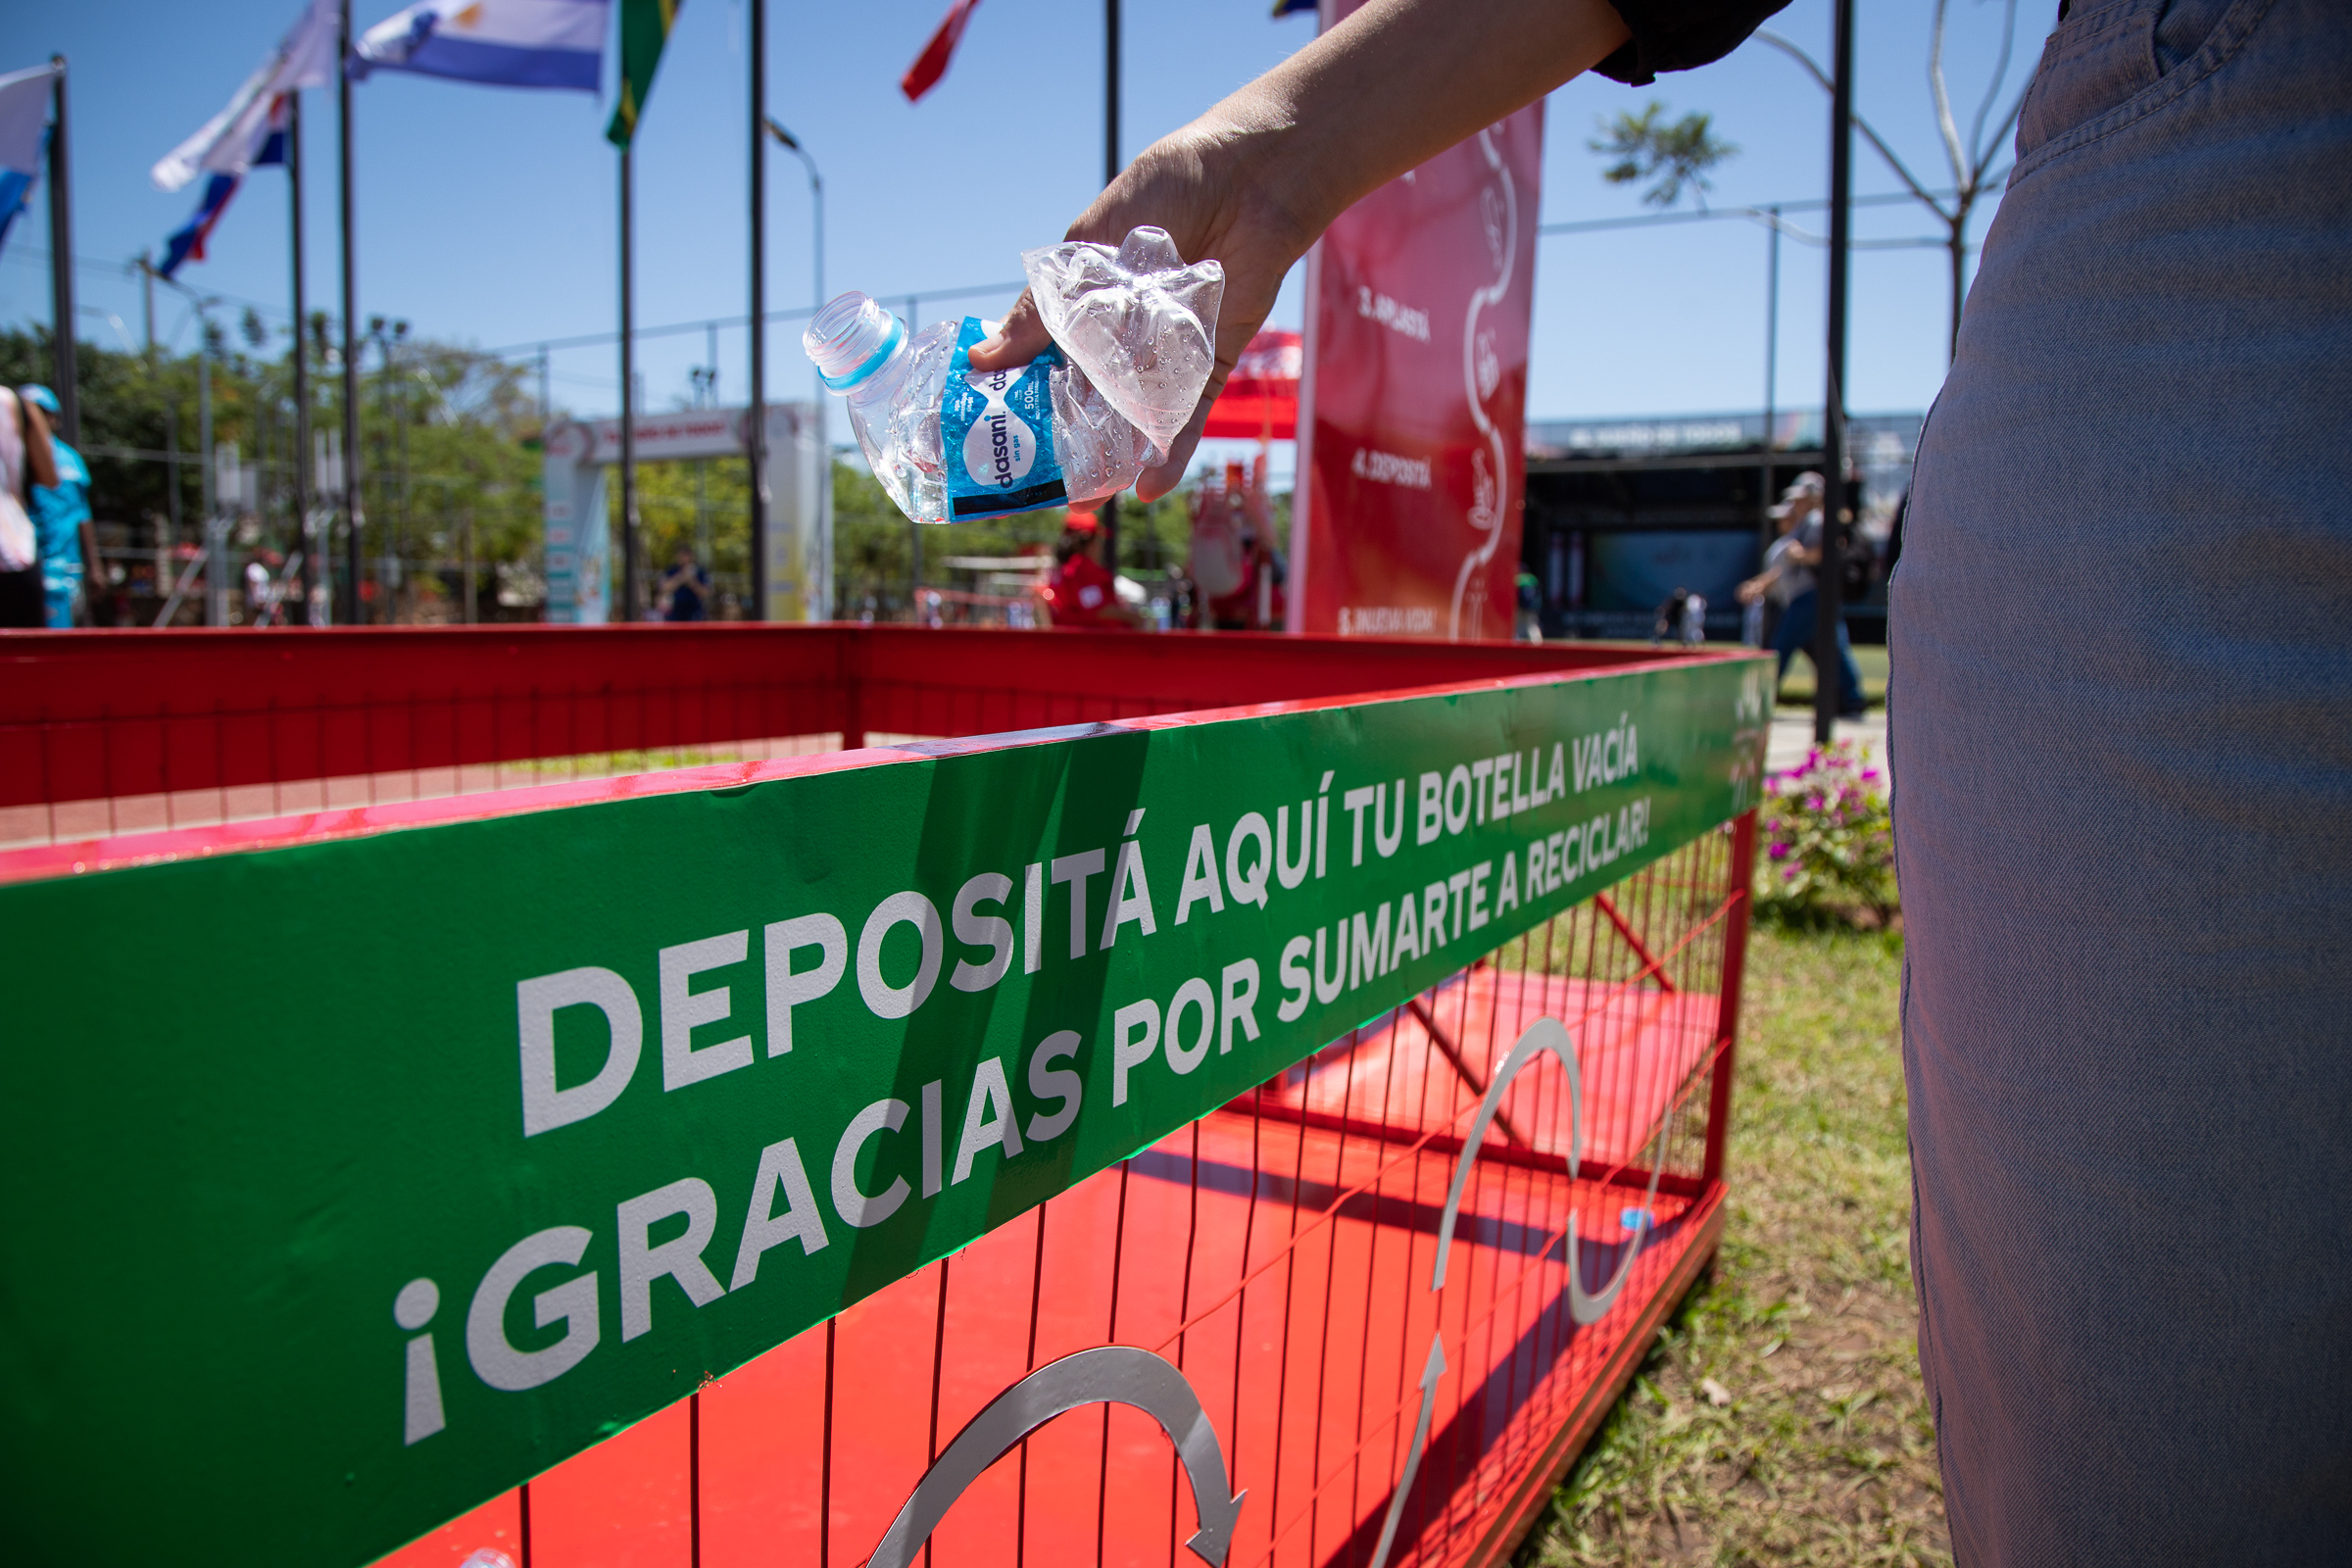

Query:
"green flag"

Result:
[[606, 0, 681, 148]]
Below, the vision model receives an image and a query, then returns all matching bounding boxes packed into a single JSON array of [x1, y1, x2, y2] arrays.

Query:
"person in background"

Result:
[[658, 544, 710, 622], [19, 386, 94, 630], [1042, 512, 1143, 629], [0, 382, 60, 628], [1680, 587, 1706, 646], [1192, 457, 1286, 630], [1740, 473, 1864, 715], [1651, 584, 1689, 647], [1515, 568, 1544, 641]]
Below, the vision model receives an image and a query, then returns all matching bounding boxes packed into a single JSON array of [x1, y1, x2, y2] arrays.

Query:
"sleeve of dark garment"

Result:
[[1593, 0, 1790, 85]]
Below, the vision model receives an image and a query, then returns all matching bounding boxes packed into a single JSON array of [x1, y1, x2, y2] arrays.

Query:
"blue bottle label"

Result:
[[941, 316, 1069, 521]]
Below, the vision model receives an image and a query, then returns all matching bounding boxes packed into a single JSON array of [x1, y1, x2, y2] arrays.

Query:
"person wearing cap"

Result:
[[19, 385, 95, 629], [1740, 472, 1864, 717], [1041, 511, 1143, 630]]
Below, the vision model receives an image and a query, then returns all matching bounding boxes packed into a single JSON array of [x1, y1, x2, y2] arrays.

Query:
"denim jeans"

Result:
[[1889, 0, 2352, 1558], [1771, 589, 1864, 712]]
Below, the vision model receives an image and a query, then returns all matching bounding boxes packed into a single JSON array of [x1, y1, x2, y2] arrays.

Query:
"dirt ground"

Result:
[[1518, 922, 1948, 1567]]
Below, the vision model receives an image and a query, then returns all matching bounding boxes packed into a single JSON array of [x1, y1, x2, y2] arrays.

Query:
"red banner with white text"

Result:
[[1292, 14, 1542, 640]]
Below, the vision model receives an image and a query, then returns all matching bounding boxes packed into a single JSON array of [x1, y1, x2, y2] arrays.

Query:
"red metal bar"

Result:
[[0, 624, 1714, 811], [1702, 811, 1759, 1187], [1406, 996, 1524, 1145]]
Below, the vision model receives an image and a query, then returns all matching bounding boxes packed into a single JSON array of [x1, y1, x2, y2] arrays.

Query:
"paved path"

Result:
[[1766, 706, 1889, 777]]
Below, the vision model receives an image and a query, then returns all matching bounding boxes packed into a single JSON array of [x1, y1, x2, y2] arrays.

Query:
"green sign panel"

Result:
[[0, 657, 1768, 1567]]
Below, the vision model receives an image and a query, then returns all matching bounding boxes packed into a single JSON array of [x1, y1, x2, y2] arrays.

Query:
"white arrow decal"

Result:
[[1366, 1332, 1449, 1568], [1428, 1016, 1672, 1324], [866, 1346, 1248, 1568]]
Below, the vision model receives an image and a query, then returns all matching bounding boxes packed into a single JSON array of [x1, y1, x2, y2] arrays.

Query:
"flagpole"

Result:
[[1099, 0, 1119, 573], [748, 0, 767, 622], [619, 145, 638, 622], [46, 56, 77, 444], [289, 94, 312, 624], [339, 0, 362, 625]]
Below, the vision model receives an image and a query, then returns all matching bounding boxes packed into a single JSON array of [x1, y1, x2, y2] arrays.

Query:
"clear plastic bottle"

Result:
[[805, 227, 1222, 527]]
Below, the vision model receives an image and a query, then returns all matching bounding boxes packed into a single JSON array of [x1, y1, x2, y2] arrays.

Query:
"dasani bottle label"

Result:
[[942, 317, 1069, 520]]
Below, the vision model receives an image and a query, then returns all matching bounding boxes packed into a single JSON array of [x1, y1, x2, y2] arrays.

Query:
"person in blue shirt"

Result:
[[19, 385, 93, 629]]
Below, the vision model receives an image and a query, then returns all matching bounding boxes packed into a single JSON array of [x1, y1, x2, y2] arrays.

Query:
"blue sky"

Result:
[[2, 0, 2047, 463]]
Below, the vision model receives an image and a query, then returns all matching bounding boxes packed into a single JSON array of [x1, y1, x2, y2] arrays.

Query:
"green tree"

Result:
[[1589, 102, 1740, 209]]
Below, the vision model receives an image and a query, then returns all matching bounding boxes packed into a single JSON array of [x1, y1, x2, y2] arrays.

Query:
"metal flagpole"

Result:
[[1815, 0, 1855, 746], [619, 146, 638, 622], [1759, 206, 1778, 557], [748, 0, 767, 621], [339, 0, 363, 624], [46, 56, 76, 444], [766, 118, 825, 622], [289, 94, 312, 623], [1099, 0, 1121, 572]]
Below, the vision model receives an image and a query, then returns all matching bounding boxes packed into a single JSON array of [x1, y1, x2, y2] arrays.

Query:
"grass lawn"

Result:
[[1771, 644, 1890, 710], [1518, 921, 1946, 1567]]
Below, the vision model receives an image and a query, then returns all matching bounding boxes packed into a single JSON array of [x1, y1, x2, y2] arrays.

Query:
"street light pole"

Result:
[[1100, 0, 1121, 573], [1815, 0, 1856, 746], [748, 0, 767, 620]]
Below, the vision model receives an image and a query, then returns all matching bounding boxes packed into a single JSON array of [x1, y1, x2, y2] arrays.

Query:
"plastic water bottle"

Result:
[[805, 227, 1223, 526]]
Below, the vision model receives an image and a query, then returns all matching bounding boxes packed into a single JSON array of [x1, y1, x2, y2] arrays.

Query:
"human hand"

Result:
[[967, 124, 1317, 502], [966, 0, 1630, 502]]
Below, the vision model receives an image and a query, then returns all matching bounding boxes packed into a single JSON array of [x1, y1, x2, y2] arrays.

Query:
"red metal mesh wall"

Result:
[[0, 626, 1673, 854], [0, 627, 1755, 1565], [372, 826, 1749, 1568]]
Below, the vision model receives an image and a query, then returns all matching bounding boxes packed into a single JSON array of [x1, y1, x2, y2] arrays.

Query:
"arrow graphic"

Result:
[[865, 1346, 1248, 1568], [1429, 1016, 1672, 1324], [1367, 1332, 1449, 1568]]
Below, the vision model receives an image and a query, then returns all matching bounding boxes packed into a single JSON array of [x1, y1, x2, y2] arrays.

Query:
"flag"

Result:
[[0, 160, 38, 262], [152, 0, 337, 192], [1269, 0, 1315, 15], [606, 0, 681, 148], [902, 0, 979, 103], [158, 94, 290, 278], [0, 61, 56, 176], [160, 173, 243, 279], [0, 62, 56, 263], [353, 0, 607, 92]]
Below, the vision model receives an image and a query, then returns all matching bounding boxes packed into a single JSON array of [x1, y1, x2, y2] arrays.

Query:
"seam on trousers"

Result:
[[2007, 0, 2274, 189]]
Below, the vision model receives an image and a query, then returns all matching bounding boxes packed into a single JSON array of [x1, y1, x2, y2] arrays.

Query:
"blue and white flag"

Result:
[[353, 0, 608, 92], [0, 62, 55, 177], [152, 0, 337, 192], [157, 95, 290, 278], [0, 63, 58, 262]]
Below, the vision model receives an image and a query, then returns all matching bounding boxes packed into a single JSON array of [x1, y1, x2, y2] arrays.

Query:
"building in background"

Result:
[[1521, 411, 1919, 643]]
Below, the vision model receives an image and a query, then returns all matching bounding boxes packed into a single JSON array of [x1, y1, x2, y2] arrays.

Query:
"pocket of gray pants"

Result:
[[2015, 0, 2161, 159], [2014, 0, 2241, 160]]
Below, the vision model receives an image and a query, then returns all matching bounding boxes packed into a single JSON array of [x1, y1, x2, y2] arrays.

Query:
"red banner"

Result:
[[1292, 15, 1543, 640]]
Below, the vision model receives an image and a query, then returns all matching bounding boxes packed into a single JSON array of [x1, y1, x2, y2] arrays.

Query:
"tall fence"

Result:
[[0, 627, 1770, 1568]]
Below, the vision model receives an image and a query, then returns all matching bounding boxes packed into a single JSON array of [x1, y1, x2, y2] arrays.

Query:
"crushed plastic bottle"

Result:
[[805, 227, 1222, 526]]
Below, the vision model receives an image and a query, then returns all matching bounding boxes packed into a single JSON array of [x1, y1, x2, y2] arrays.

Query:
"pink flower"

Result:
[[1769, 844, 1789, 859]]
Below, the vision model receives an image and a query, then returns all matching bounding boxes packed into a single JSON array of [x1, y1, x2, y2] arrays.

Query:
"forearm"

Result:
[[1189, 0, 1630, 239]]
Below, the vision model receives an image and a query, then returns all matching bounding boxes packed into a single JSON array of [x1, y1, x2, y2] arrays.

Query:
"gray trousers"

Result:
[[1891, 0, 2352, 1559]]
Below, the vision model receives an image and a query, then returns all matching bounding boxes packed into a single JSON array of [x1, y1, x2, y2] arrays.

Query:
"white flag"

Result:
[[0, 63, 58, 178], [353, 0, 607, 92], [152, 0, 339, 193]]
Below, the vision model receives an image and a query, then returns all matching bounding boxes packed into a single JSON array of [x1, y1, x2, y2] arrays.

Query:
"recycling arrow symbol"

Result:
[[1367, 1015, 1674, 1568], [865, 1346, 1248, 1568]]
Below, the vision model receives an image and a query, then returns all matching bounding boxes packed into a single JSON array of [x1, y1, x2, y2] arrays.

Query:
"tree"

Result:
[[1759, 0, 2031, 359], [1589, 102, 1740, 209]]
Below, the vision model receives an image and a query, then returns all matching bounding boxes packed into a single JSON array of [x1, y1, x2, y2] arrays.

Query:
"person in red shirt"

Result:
[[1041, 512, 1144, 629]]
